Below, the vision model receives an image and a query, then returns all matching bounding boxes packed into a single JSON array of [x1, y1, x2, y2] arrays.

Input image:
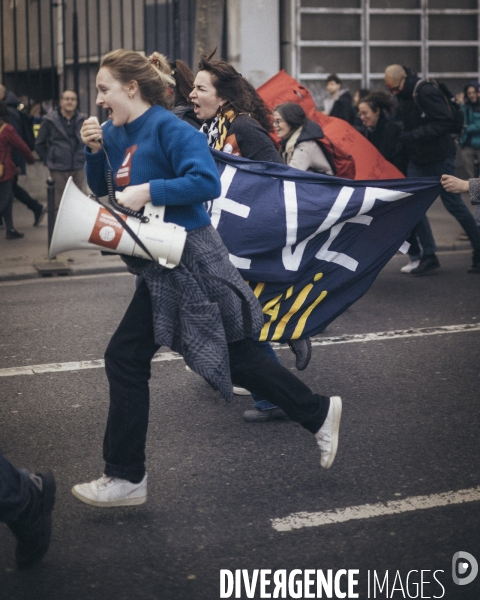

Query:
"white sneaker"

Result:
[[72, 474, 147, 507], [233, 386, 251, 396], [315, 397, 342, 469], [400, 259, 420, 273]]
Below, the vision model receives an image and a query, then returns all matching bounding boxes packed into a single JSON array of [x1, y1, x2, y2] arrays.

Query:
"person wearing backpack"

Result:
[[273, 102, 334, 175], [385, 64, 480, 275]]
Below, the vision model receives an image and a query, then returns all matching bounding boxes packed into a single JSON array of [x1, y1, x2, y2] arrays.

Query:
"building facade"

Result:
[[1, 0, 479, 116]]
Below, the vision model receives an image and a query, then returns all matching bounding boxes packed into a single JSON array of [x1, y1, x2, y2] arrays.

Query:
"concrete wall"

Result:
[[227, 0, 280, 89]]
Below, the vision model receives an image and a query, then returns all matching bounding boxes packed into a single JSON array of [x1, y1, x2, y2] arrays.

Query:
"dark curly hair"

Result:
[[197, 50, 273, 132], [358, 90, 395, 117]]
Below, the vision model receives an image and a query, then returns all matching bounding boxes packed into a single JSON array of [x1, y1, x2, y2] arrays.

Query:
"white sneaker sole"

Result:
[[322, 396, 342, 470], [233, 386, 251, 396], [71, 486, 147, 507]]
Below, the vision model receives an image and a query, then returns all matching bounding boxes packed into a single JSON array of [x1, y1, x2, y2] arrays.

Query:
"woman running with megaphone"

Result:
[[72, 49, 342, 507]]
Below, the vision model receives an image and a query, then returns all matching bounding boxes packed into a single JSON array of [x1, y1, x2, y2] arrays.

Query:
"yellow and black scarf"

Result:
[[201, 110, 236, 150]]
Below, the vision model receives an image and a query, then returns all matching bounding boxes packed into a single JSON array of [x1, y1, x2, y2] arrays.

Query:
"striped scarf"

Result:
[[201, 110, 236, 150]]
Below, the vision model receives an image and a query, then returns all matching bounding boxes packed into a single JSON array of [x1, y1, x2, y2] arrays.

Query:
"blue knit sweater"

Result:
[[84, 105, 221, 231]]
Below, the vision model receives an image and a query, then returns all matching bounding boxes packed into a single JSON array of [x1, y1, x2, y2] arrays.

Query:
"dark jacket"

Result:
[[36, 109, 87, 171], [397, 67, 456, 165], [364, 112, 408, 174], [222, 114, 283, 163], [173, 103, 202, 130], [330, 90, 355, 125]]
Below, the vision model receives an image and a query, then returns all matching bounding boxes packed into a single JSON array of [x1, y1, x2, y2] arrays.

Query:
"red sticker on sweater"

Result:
[[115, 145, 138, 187], [88, 207, 127, 250]]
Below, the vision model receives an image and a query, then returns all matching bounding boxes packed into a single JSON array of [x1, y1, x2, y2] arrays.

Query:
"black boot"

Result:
[[288, 337, 312, 371], [410, 254, 440, 275], [7, 468, 56, 569], [468, 249, 480, 274]]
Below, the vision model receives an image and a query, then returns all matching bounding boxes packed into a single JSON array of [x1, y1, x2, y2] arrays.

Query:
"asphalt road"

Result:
[[1, 250, 479, 600]]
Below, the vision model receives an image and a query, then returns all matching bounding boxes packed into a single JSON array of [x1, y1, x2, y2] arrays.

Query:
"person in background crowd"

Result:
[[441, 173, 480, 274], [190, 52, 313, 423], [71, 50, 341, 507], [357, 91, 408, 174], [459, 83, 480, 232], [323, 74, 355, 125], [352, 88, 370, 131], [0, 102, 35, 239], [357, 91, 421, 272], [0, 84, 45, 227], [170, 58, 203, 130], [35, 90, 87, 219], [0, 453, 55, 569], [384, 64, 480, 275], [273, 102, 334, 175]]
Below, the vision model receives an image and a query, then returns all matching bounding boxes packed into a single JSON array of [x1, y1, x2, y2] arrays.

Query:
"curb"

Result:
[[0, 244, 472, 283]]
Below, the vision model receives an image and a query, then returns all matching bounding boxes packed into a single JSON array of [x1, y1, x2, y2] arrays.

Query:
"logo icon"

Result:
[[452, 551, 478, 586]]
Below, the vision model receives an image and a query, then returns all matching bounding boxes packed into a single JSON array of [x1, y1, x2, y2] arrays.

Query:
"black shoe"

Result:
[[6, 229, 24, 240], [33, 204, 46, 226], [243, 407, 289, 422], [410, 254, 440, 275], [288, 338, 312, 371], [7, 468, 56, 569], [468, 250, 480, 273]]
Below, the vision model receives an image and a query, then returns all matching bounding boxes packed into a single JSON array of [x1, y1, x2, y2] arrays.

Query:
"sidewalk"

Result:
[[0, 163, 475, 282]]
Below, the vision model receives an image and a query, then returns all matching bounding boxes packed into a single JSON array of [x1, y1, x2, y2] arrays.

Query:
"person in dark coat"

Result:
[[385, 64, 480, 274], [35, 89, 87, 217], [357, 91, 407, 174], [323, 74, 355, 125]]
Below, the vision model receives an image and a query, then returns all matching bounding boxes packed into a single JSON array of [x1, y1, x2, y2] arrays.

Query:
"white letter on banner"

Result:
[[282, 183, 354, 271], [358, 187, 412, 215], [315, 186, 413, 271], [220, 570, 234, 598], [316, 215, 372, 271], [211, 164, 251, 270]]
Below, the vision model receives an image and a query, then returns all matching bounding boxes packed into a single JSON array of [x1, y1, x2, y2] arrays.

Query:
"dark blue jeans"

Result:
[[407, 156, 480, 256], [103, 281, 329, 482], [0, 452, 30, 523]]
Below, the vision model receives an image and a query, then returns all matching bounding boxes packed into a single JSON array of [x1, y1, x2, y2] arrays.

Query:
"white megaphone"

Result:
[[49, 177, 187, 268]]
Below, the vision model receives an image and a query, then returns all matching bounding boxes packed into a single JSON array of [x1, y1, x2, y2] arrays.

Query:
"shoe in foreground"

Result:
[[6, 228, 24, 240], [410, 254, 440, 275], [7, 468, 56, 569], [72, 474, 147, 507], [468, 249, 480, 274], [34, 204, 46, 226], [400, 259, 420, 273], [288, 338, 312, 371], [315, 396, 342, 469], [243, 407, 289, 422], [233, 386, 251, 395]]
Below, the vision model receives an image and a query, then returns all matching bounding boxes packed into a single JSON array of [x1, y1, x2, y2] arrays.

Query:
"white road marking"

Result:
[[0, 322, 478, 378], [272, 486, 480, 532]]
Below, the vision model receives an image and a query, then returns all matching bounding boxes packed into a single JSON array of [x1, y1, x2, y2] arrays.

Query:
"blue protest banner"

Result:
[[211, 150, 441, 342]]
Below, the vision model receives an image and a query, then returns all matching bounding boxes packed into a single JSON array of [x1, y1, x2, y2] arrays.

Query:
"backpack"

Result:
[[317, 134, 356, 179], [17, 110, 35, 150], [413, 79, 464, 135]]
